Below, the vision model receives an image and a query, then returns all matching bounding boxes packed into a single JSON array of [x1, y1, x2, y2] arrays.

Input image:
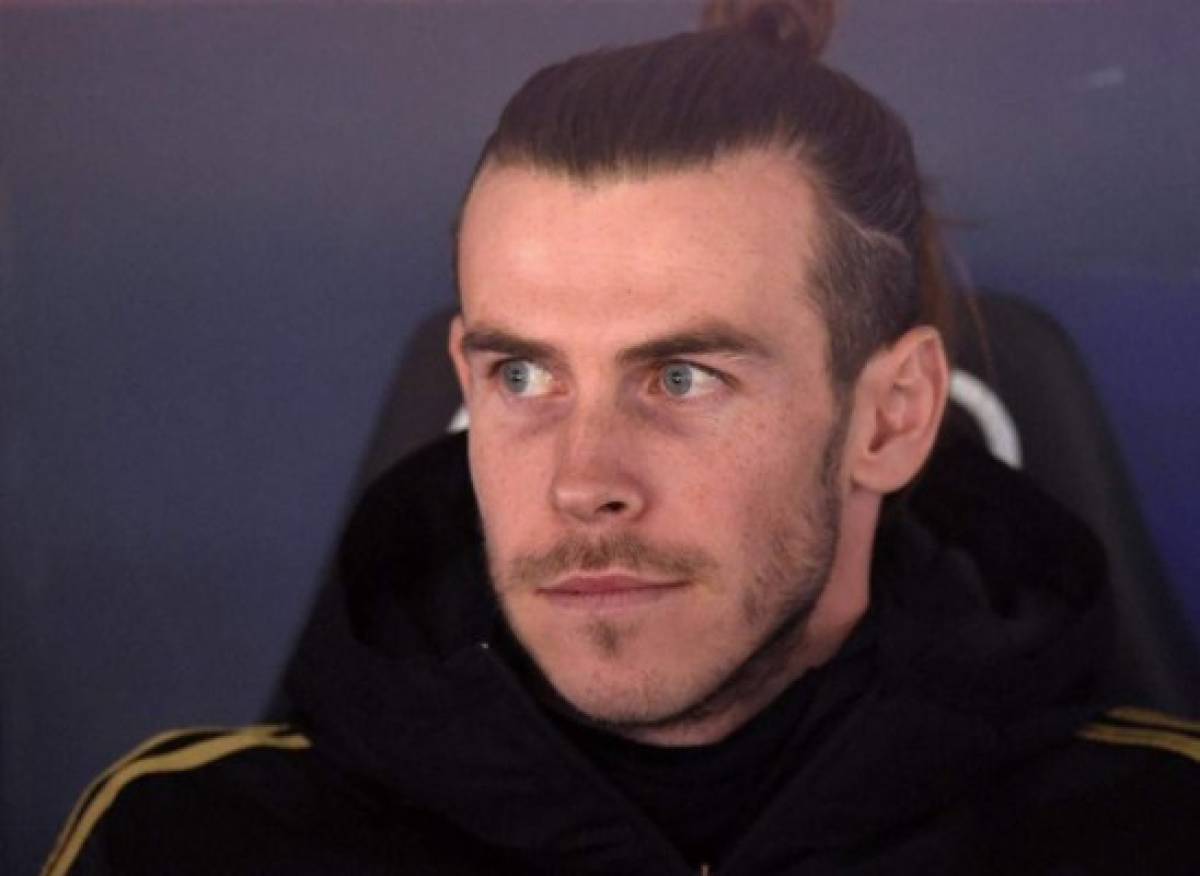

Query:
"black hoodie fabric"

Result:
[[48, 433, 1200, 875]]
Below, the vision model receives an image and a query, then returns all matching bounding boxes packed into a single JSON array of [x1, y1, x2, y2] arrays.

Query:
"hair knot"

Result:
[[701, 0, 837, 61]]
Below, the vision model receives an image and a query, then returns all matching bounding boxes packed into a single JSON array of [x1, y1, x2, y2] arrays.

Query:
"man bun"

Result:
[[700, 0, 837, 60]]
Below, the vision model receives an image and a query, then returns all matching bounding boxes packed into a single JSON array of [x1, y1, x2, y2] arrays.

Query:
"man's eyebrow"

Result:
[[459, 327, 561, 363], [617, 323, 772, 365], [458, 321, 772, 366]]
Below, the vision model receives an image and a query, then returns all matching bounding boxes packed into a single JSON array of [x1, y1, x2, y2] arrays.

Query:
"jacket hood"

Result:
[[283, 431, 1112, 874]]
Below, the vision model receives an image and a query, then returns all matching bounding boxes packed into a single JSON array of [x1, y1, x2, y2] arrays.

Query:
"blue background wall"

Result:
[[2, 1, 1197, 872]]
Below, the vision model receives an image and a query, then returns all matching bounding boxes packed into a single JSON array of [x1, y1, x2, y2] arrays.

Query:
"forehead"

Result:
[[456, 150, 827, 350]]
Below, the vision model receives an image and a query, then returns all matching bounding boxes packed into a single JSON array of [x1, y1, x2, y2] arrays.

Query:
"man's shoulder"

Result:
[[1055, 706, 1200, 801], [43, 725, 314, 875], [992, 706, 1200, 874], [1075, 707, 1200, 770], [42, 723, 501, 876]]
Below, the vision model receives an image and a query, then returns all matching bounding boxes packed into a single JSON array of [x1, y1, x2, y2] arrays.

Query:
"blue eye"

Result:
[[661, 363, 695, 397], [658, 362, 719, 398], [502, 361, 532, 393], [498, 359, 553, 397]]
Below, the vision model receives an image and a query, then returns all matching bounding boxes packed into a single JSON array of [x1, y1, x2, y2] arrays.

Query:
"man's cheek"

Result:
[[479, 479, 544, 575]]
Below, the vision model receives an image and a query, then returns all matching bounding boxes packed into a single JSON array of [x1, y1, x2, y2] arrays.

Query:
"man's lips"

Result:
[[536, 574, 690, 611]]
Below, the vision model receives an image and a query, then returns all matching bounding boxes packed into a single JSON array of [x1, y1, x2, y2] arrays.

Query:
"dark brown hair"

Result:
[[463, 0, 953, 388]]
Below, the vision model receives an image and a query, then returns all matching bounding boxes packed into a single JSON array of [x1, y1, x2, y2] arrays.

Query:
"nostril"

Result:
[[550, 476, 644, 523]]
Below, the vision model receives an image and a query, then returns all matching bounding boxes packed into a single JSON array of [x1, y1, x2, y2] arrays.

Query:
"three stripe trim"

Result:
[[41, 724, 311, 876], [1078, 706, 1200, 764]]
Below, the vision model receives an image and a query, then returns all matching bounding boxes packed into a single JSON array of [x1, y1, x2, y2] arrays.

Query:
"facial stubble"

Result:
[[487, 408, 848, 737]]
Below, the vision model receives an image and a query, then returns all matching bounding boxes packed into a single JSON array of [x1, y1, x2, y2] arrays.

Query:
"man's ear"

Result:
[[844, 326, 949, 494], [448, 313, 471, 404]]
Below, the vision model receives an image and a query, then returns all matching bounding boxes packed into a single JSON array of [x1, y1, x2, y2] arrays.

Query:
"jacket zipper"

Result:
[[699, 865, 712, 876]]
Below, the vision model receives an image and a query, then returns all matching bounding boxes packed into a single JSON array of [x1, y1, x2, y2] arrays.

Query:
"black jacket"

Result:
[[45, 434, 1200, 875]]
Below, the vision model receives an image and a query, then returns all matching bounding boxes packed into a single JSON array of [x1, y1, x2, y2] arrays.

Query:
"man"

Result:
[[44, 1, 1199, 874]]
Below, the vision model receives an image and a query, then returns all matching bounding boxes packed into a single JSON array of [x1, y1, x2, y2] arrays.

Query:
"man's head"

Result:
[[449, 0, 950, 745]]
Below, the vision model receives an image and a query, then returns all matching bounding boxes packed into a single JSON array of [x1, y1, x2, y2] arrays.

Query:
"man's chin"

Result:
[[556, 687, 691, 734], [537, 653, 713, 733], [502, 606, 727, 733]]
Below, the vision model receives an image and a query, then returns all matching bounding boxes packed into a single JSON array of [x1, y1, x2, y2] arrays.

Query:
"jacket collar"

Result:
[[285, 433, 1109, 872]]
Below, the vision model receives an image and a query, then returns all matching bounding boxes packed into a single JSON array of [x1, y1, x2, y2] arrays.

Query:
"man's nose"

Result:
[[549, 404, 647, 525]]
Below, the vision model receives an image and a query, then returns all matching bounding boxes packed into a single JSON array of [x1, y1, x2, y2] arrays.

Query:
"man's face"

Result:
[[452, 150, 850, 739]]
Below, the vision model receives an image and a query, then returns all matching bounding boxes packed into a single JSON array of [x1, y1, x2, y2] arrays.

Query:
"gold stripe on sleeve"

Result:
[[1104, 706, 1200, 737], [43, 725, 237, 867], [41, 725, 310, 876], [1078, 722, 1200, 765]]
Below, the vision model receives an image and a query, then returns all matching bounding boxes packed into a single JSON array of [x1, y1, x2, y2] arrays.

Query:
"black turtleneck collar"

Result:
[[537, 610, 879, 868]]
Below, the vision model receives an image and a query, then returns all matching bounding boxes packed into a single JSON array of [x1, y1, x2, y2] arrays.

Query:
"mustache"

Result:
[[504, 532, 716, 591]]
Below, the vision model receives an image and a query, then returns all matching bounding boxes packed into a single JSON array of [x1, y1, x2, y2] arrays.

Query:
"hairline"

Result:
[[451, 142, 892, 397]]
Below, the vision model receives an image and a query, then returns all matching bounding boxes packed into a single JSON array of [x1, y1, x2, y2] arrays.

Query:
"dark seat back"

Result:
[[945, 293, 1199, 712]]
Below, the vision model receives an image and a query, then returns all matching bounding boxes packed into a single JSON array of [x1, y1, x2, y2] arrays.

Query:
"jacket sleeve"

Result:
[[40, 724, 311, 876], [42, 827, 114, 876]]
